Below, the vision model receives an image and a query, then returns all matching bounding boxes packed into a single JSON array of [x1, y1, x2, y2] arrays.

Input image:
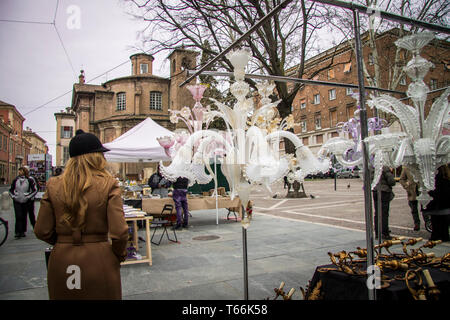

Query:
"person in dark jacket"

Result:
[[422, 164, 450, 242], [371, 166, 396, 240], [148, 165, 171, 198], [9, 167, 38, 239], [172, 176, 190, 229]]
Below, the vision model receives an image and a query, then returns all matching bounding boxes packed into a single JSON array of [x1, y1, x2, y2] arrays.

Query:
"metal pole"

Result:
[[352, 8, 376, 301], [242, 226, 249, 300], [186, 70, 406, 95], [377, 186, 382, 247], [215, 155, 219, 225]]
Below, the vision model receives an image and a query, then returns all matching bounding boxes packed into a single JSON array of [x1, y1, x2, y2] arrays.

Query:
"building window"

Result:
[[346, 87, 353, 96], [316, 134, 323, 144], [140, 63, 148, 74], [63, 146, 70, 165], [399, 76, 406, 86], [328, 89, 336, 101], [302, 137, 309, 146], [327, 69, 335, 80], [116, 92, 126, 111], [61, 126, 73, 139], [430, 79, 437, 90], [301, 119, 307, 132], [313, 94, 320, 105], [347, 104, 355, 119], [315, 114, 321, 130], [368, 53, 374, 65], [329, 109, 337, 127], [343, 62, 352, 73], [150, 91, 163, 110], [300, 99, 306, 109]]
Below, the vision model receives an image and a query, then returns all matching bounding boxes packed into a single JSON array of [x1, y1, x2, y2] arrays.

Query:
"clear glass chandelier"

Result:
[[366, 32, 449, 205], [158, 48, 330, 227]]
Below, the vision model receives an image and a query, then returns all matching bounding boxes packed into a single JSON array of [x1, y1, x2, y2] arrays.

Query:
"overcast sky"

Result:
[[0, 0, 172, 165], [0, 0, 348, 167]]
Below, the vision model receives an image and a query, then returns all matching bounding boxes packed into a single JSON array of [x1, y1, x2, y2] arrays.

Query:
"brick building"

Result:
[[0, 100, 31, 183], [289, 29, 449, 154], [65, 48, 199, 179]]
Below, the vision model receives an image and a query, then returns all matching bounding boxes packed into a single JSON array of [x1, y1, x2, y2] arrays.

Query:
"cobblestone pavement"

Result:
[[250, 178, 434, 240], [0, 181, 448, 300]]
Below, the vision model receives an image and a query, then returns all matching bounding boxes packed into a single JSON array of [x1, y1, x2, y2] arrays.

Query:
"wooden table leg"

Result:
[[146, 218, 152, 266], [133, 220, 138, 249]]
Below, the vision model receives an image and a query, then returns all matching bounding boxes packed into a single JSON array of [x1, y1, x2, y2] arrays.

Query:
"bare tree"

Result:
[[123, 0, 334, 121], [322, 0, 449, 93]]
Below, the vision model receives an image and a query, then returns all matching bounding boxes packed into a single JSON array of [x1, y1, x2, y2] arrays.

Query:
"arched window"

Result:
[[116, 92, 126, 111]]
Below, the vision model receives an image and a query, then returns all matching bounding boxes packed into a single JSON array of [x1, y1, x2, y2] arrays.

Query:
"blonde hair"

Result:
[[60, 152, 111, 230]]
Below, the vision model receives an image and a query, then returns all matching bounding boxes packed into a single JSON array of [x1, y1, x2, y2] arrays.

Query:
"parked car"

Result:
[[336, 168, 360, 179]]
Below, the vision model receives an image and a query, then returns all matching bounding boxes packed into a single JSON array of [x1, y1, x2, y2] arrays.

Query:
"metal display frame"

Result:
[[178, 0, 450, 300]]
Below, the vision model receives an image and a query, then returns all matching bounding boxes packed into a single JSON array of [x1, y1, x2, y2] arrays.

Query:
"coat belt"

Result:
[[57, 234, 109, 244]]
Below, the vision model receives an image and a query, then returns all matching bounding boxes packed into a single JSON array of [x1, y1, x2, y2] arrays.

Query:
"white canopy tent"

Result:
[[103, 117, 173, 163], [104, 117, 224, 225]]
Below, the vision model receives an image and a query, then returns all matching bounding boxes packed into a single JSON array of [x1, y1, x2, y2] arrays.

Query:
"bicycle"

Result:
[[0, 216, 8, 247]]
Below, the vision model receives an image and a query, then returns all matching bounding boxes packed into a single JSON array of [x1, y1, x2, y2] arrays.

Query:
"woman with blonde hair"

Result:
[[35, 129, 129, 299]]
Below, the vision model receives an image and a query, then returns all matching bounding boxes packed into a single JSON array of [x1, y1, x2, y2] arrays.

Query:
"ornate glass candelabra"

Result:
[[367, 32, 450, 205], [158, 48, 330, 228]]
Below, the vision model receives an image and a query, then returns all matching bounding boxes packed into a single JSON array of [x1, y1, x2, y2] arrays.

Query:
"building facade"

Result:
[[290, 29, 449, 154], [23, 127, 48, 155], [66, 49, 199, 179], [0, 100, 33, 183], [54, 109, 75, 168]]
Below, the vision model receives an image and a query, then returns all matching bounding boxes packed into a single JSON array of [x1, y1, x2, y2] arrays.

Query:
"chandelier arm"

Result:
[[334, 155, 363, 168], [391, 139, 408, 168], [371, 151, 383, 190], [250, 102, 281, 125], [424, 87, 450, 142]]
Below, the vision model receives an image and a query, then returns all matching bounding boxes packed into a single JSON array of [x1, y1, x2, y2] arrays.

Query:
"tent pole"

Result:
[[353, 8, 376, 301], [215, 155, 219, 225]]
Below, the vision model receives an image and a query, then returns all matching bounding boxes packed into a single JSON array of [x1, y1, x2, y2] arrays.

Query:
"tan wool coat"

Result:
[[35, 174, 129, 300], [399, 167, 418, 201]]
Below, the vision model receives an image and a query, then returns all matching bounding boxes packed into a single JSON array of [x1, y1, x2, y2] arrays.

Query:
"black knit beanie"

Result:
[[69, 129, 110, 158]]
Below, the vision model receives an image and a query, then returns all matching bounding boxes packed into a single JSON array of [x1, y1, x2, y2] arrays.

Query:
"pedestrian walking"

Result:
[[399, 166, 421, 231], [34, 129, 129, 299], [9, 167, 37, 239], [371, 166, 396, 240], [172, 176, 190, 229]]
